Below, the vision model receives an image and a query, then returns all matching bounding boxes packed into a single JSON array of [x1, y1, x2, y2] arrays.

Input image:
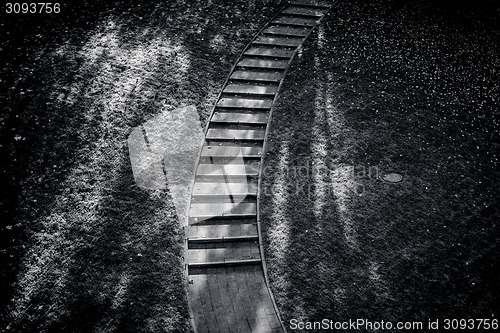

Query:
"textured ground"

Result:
[[261, 0, 499, 330], [0, 1, 285, 332], [1, 0, 498, 332]]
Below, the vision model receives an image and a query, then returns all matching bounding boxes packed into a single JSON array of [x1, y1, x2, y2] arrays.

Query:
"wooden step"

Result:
[[272, 16, 319, 27], [262, 26, 310, 37], [190, 195, 256, 204], [191, 180, 257, 196], [223, 84, 278, 96], [237, 58, 288, 69], [253, 36, 303, 47], [188, 234, 259, 244], [188, 217, 257, 227], [196, 162, 259, 177], [187, 224, 258, 242], [282, 6, 327, 17], [211, 111, 269, 124], [289, 0, 333, 8], [188, 258, 261, 269], [230, 70, 283, 82], [206, 128, 266, 141], [188, 243, 261, 266], [201, 145, 262, 158], [244, 47, 295, 59], [190, 202, 257, 219], [217, 97, 273, 109]]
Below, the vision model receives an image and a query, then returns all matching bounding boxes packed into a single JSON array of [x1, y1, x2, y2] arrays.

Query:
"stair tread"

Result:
[[187, 259, 261, 269], [238, 58, 288, 69], [272, 16, 319, 26], [244, 47, 295, 58], [190, 202, 257, 218], [201, 145, 263, 158], [206, 128, 266, 140], [289, 0, 333, 8], [262, 26, 310, 37], [253, 36, 303, 47], [188, 244, 261, 263], [282, 6, 327, 17], [196, 163, 259, 177], [211, 111, 269, 124], [217, 97, 273, 109], [230, 70, 283, 82], [192, 180, 257, 195], [223, 84, 278, 95], [188, 224, 258, 239]]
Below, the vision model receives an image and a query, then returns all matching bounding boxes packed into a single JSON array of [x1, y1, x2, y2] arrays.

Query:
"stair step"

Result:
[[192, 180, 257, 196], [211, 111, 269, 124], [253, 36, 303, 47], [188, 258, 261, 269], [289, 0, 333, 8], [282, 6, 327, 17], [196, 162, 260, 177], [188, 235, 259, 244], [188, 243, 261, 266], [223, 84, 278, 96], [190, 202, 257, 219], [237, 58, 288, 69], [272, 16, 319, 27], [187, 224, 258, 240], [206, 128, 266, 141], [244, 47, 295, 59], [188, 217, 257, 226], [230, 70, 283, 82], [217, 97, 273, 109], [262, 26, 310, 37], [201, 145, 262, 158]]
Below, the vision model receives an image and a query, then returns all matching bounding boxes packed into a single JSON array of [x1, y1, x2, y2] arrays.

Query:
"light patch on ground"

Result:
[[330, 165, 359, 250], [268, 141, 291, 263], [318, 67, 360, 250], [311, 55, 329, 221], [317, 24, 325, 49], [54, 20, 189, 110], [128, 105, 204, 224], [111, 272, 130, 310], [209, 34, 226, 51], [267, 141, 291, 283], [267, 141, 308, 318], [368, 261, 395, 301]]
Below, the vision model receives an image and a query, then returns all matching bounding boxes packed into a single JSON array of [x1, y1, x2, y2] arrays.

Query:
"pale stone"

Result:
[[382, 173, 403, 183]]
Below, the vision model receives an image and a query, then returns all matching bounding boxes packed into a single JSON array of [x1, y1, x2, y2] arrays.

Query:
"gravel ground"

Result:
[[261, 0, 499, 330]]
